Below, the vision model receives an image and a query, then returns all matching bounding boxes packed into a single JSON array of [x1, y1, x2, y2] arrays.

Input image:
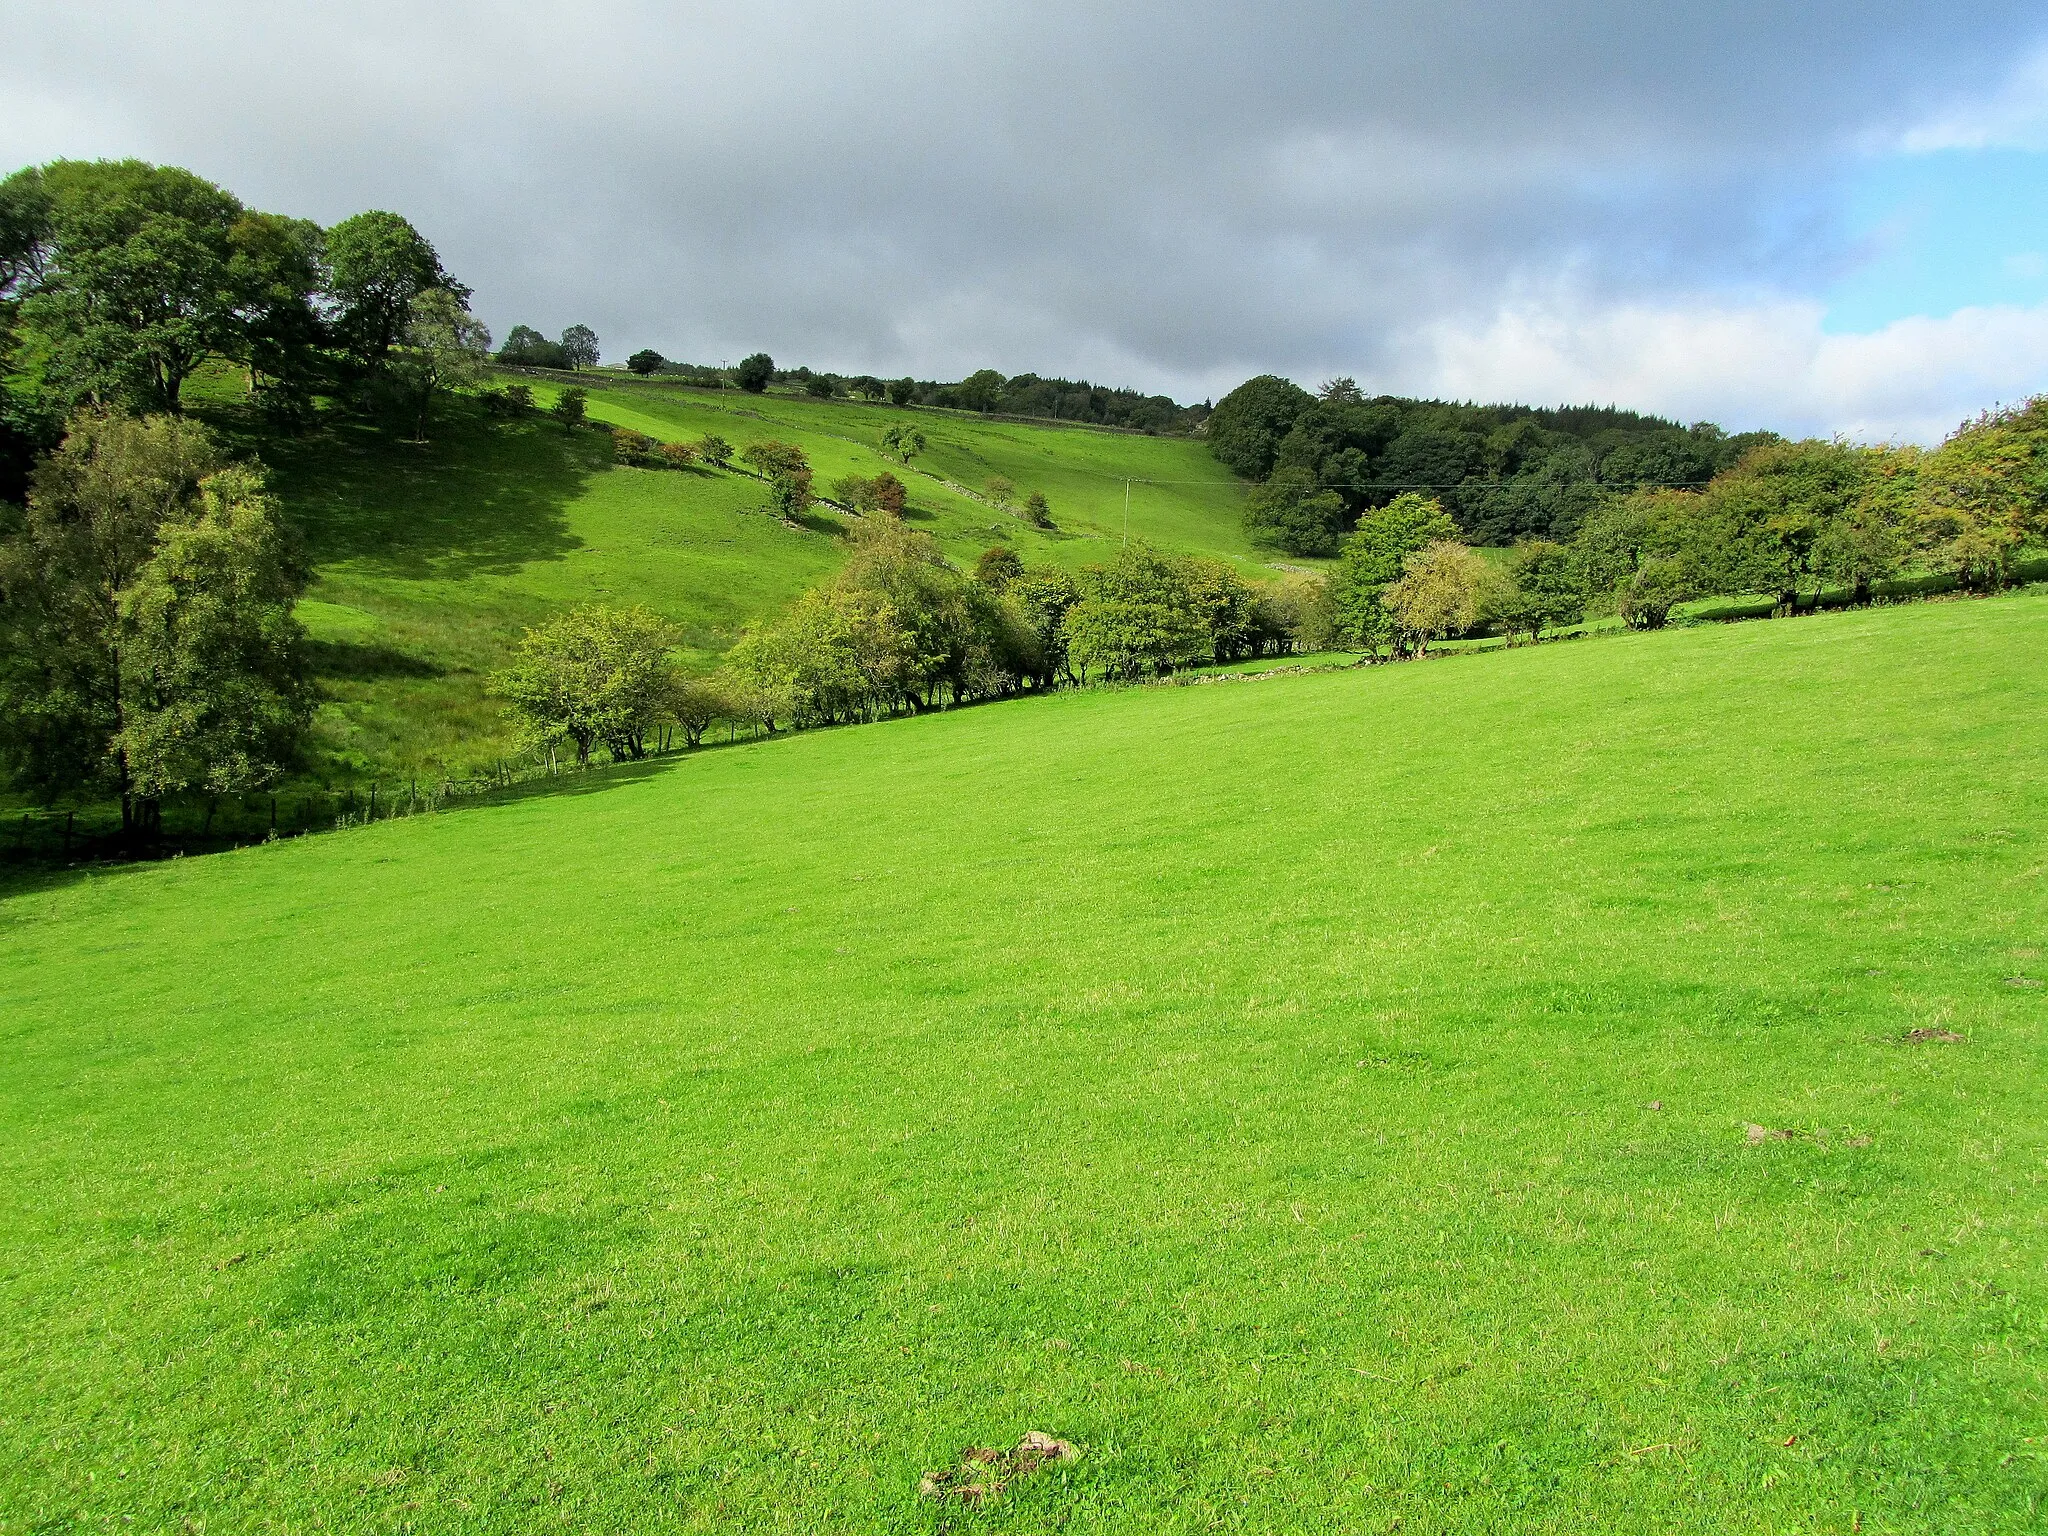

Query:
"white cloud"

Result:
[[1406, 293, 2048, 442], [1899, 42, 2048, 151]]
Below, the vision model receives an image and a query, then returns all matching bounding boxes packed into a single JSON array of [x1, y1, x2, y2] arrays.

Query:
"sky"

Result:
[[4, 1, 2048, 442]]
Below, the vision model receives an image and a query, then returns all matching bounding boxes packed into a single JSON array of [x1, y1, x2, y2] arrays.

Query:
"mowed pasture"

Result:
[[3, 591, 2046, 1532]]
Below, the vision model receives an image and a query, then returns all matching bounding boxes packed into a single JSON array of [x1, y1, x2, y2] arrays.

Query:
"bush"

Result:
[[695, 434, 733, 468], [1023, 491, 1053, 528], [656, 440, 698, 470]]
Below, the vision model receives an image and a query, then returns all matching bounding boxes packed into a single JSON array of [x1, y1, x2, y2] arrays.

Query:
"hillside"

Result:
[[213, 380, 1264, 785], [4, 590, 2045, 1532]]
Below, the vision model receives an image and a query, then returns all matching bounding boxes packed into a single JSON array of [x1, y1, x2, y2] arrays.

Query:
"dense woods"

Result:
[[1212, 374, 1781, 554]]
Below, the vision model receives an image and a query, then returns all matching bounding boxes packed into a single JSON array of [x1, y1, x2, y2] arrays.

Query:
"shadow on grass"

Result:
[[252, 405, 604, 580], [304, 638, 447, 681]]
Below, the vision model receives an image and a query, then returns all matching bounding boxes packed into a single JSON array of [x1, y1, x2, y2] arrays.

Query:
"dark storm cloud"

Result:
[[3, 1, 2042, 419]]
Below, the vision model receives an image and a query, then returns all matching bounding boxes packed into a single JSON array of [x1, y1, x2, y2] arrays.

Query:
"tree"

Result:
[[549, 386, 587, 432], [114, 463, 312, 810], [695, 433, 733, 468], [975, 545, 1024, 590], [985, 475, 1015, 509], [1490, 540, 1585, 643], [627, 348, 665, 375], [1820, 445, 1915, 604], [1328, 492, 1458, 655], [1243, 465, 1346, 556], [1207, 375, 1314, 479], [803, 373, 836, 398], [1009, 566, 1080, 684], [326, 209, 451, 367], [1063, 546, 1210, 681], [1618, 557, 1693, 630], [955, 369, 1005, 413], [0, 413, 309, 838], [224, 210, 327, 421], [849, 375, 885, 400], [887, 377, 917, 406], [1023, 491, 1053, 528], [870, 472, 907, 516], [742, 440, 813, 518], [1382, 542, 1504, 657], [1915, 397, 2048, 589], [494, 605, 677, 765], [880, 423, 927, 464], [7, 160, 251, 415], [1703, 439, 1870, 613], [736, 352, 774, 393], [559, 324, 599, 370], [390, 288, 490, 440], [665, 674, 731, 748], [498, 324, 569, 369]]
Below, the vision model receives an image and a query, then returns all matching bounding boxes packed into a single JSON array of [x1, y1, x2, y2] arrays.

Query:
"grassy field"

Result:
[[524, 373, 1268, 576], [167, 378, 1262, 786], [3, 589, 2045, 1532]]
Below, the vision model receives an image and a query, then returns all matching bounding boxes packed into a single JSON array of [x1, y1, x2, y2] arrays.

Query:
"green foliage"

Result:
[[985, 474, 1015, 508], [557, 325, 599, 371], [0, 412, 308, 832], [497, 324, 569, 370], [735, 352, 774, 393], [6, 160, 275, 415], [548, 386, 588, 432], [879, 422, 927, 464], [1207, 373, 1315, 480], [1243, 464, 1346, 556], [114, 463, 312, 799], [1063, 545, 1213, 680], [974, 545, 1023, 590], [326, 209, 450, 367], [1916, 397, 2048, 589], [741, 440, 814, 518], [493, 604, 677, 764], [388, 289, 491, 441], [1382, 541, 1509, 656], [1491, 539, 1587, 642], [626, 348, 664, 376], [1023, 490, 1053, 528], [828, 472, 906, 516], [694, 433, 733, 468], [1328, 492, 1460, 655]]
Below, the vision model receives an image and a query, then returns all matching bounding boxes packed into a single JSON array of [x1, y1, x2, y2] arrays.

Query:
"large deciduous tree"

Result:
[[6, 160, 253, 415], [324, 209, 452, 368], [1206, 374, 1314, 480], [559, 324, 599, 370], [0, 412, 309, 837], [735, 352, 774, 393]]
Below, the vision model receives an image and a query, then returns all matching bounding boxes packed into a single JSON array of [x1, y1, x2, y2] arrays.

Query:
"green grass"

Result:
[[523, 374, 1270, 575], [4, 589, 2046, 1531], [173, 379, 1265, 785]]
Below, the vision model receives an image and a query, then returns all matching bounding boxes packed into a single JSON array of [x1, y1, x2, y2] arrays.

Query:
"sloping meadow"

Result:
[[3, 590, 2045, 1531]]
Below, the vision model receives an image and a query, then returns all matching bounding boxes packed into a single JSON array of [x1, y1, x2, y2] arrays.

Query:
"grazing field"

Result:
[[194, 382, 1261, 785], [3, 591, 2046, 1533], [523, 374, 1269, 575]]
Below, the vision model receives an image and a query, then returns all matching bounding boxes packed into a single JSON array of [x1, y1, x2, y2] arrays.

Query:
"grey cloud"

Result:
[[3, 1, 2042, 423]]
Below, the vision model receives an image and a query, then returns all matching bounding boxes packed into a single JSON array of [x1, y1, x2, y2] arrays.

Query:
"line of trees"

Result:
[[498, 323, 599, 371], [1211, 374, 1781, 554]]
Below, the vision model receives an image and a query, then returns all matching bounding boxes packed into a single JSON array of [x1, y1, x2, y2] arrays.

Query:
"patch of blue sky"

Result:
[[1820, 148, 2048, 333]]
